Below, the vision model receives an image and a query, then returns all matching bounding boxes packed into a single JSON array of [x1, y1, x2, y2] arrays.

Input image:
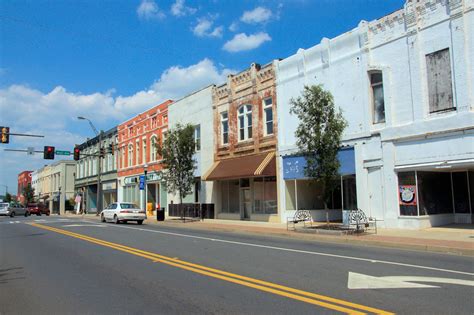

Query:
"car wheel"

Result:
[[10, 212, 15, 218], [37, 213, 41, 216], [24, 212, 29, 217], [101, 214, 106, 223], [114, 215, 120, 224], [137, 220, 143, 225], [46, 213, 50, 216]]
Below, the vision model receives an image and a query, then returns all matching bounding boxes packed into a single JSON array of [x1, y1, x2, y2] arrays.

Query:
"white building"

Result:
[[276, 0, 473, 228], [167, 86, 217, 218]]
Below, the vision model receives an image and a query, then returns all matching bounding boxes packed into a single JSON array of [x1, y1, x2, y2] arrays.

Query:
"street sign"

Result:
[[55, 150, 71, 156], [139, 175, 145, 190], [27, 147, 34, 155]]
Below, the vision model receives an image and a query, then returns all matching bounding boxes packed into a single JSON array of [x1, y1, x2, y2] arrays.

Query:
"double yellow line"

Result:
[[31, 223, 393, 315]]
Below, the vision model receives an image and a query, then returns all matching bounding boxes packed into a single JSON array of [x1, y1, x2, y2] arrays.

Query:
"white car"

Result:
[[101, 202, 146, 225]]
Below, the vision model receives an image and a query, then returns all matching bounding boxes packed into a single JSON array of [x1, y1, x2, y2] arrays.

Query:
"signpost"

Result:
[[139, 176, 145, 190], [55, 150, 71, 156]]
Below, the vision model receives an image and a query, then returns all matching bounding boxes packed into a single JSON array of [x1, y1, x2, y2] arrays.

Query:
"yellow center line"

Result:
[[30, 223, 394, 315]]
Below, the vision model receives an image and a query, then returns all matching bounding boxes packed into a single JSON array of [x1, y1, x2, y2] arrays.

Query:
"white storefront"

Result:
[[276, 0, 473, 228], [167, 86, 216, 218]]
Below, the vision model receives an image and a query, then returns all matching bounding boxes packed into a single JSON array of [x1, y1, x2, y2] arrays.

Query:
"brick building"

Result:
[[17, 170, 32, 204], [203, 62, 279, 222], [117, 100, 172, 211]]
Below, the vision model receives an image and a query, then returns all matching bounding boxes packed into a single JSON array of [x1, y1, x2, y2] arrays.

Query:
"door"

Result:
[[367, 167, 384, 220], [241, 188, 251, 220]]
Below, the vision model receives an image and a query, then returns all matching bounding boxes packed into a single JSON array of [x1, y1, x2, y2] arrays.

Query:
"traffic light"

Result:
[[73, 147, 80, 161], [1, 126, 9, 144], [99, 147, 105, 158], [43, 146, 55, 160]]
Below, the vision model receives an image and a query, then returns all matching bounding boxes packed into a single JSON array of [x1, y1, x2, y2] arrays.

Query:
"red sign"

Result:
[[399, 185, 417, 206]]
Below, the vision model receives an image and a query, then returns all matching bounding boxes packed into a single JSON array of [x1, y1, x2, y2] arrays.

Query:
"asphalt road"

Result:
[[1, 216, 473, 315]]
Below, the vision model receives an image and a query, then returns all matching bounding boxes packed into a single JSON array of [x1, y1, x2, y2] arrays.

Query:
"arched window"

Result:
[[237, 105, 252, 141], [128, 144, 133, 167]]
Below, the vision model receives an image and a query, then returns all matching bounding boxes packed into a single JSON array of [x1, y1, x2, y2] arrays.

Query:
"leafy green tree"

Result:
[[157, 123, 196, 218], [5, 192, 12, 203], [290, 85, 347, 210], [22, 183, 35, 204]]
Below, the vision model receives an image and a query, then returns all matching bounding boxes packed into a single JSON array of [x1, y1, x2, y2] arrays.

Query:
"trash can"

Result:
[[156, 207, 165, 221], [342, 210, 350, 227]]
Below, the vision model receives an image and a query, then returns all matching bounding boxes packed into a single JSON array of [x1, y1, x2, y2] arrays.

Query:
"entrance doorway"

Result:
[[241, 188, 251, 220]]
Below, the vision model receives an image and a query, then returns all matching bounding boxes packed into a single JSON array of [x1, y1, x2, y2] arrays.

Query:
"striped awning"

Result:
[[203, 152, 276, 181]]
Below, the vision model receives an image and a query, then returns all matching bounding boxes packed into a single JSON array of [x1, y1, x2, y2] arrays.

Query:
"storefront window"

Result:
[[264, 177, 277, 214], [221, 180, 239, 213], [452, 172, 469, 213], [418, 172, 453, 215], [342, 175, 357, 210], [398, 172, 417, 216], [253, 178, 264, 214]]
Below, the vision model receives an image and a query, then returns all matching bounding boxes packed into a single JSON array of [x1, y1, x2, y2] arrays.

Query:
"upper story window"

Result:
[[128, 145, 133, 167], [152, 117, 157, 128], [150, 136, 157, 161], [238, 105, 252, 141], [194, 125, 201, 151], [370, 71, 385, 124], [142, 139, 147, 164], [426, 48, 454, 113], [263, 97, 274, 135], [128, 127, 133, 137], [136, 140, 140, 165], [221, 112, 229, 145]]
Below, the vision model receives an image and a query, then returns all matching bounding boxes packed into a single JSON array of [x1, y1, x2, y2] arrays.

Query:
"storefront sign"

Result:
[[399, 185, 417, 206], [102, 181, 117, 191], [124, 176, 138, 185], [146, 172, 162, 182]]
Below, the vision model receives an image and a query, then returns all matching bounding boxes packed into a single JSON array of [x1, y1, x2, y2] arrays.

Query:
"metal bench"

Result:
[[348, 209, 377, 234], [287, 210, 313, 231]]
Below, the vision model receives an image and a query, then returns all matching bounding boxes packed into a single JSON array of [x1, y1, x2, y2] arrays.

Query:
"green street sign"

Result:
[[55, 150, 71, 156]]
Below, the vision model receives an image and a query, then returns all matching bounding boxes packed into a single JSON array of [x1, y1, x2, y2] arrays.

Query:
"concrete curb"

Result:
[[65, 214, 474, 257]]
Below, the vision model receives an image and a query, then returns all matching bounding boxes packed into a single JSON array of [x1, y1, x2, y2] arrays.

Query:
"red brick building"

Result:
[[117, 100, 172, 210], [17, 170, 33, 204]]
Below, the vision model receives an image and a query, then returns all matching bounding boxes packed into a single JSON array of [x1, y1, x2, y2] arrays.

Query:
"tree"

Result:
[[290, 85, 347, 212], [157, 123, 196, 219], [5, 192, 12, 203], [22, 183, 35, 204]]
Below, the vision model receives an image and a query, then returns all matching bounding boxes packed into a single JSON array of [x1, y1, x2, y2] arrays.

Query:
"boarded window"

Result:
[[426, 48, 454, 113]]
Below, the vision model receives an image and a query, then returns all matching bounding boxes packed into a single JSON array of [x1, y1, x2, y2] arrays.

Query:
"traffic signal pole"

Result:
[[96, 131, 103, 216]]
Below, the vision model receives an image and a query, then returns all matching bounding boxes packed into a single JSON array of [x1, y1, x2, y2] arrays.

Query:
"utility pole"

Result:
[[97, 131, 103, 215]]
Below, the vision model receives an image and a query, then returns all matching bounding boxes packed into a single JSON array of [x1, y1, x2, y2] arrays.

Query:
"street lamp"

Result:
[[78, 116, 103, 215], [143, 164, 148, 214]]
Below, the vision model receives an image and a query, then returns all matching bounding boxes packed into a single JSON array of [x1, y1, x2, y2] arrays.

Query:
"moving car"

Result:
[[27, 203, 50, 216], [100, 202, 146, 225], [0, 203, 30, 217]]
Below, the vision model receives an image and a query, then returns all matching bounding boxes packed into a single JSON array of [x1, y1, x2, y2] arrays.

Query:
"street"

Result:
[[1, 216, 473, 315]]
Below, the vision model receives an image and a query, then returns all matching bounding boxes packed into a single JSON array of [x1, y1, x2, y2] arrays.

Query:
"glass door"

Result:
[[241, 188, 251, 220]]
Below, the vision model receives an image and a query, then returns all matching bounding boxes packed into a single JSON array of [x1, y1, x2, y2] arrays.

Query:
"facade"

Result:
[[203, 62, 279, 222], [117, 100, 172, 211], [275, 0, 473, 228], [17, 170, 32, 204], [167, 86, 216, 218], [31, 161, 75, 214], [75, 127, 118, 213]]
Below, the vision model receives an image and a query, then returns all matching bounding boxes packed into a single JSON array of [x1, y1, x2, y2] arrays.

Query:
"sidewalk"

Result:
[[69, 214, 474, 256]]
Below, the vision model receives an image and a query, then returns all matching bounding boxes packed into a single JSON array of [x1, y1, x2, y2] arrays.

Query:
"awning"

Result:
[[203, 152, 276, 181]]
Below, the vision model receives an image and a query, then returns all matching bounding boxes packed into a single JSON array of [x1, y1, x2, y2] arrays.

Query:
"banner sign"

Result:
[[399, 185, 417, 206], [139, 175, 145, 190]]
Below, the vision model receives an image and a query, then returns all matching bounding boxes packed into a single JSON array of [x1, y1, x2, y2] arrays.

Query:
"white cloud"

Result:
[[223, 32, 271, 52], [229, 22, 238, 32], [171, 0, 197, 17], [192, 17, 223, 38], [240, 7, 272, 24], [137, 0, 165, 20]]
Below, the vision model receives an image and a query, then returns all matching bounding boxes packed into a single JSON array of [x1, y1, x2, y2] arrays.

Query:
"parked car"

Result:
[[0, 202, 10, 216], [100, 202, 146, 225], [27, 203, 50, 216], [1, 203, 30, 217]]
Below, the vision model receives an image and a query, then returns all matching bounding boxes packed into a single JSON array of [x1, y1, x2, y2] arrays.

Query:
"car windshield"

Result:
[[120, 203, 139, 209], [0, 203, 8, 208]]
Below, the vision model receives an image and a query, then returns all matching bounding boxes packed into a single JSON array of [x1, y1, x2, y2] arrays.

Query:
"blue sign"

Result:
[[139, 175, 145, 190], [283, 148, 355, 180]]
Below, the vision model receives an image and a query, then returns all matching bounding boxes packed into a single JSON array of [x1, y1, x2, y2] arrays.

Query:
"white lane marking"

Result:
[[34, 219, 47, 222], [85, 220, 474, 276], [348, 272, 474, 289], [8, 221, 21, 224], [62, 224, 106, 228], [58, 219, 71, 221]]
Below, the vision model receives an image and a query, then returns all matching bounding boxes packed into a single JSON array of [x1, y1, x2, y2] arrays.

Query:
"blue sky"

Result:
[[0, 0, 404, 195]]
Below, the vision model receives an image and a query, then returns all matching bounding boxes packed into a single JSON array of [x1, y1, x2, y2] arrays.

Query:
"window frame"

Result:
[[263, 97, 274, 136], [128, 144, 133, 167], [369, 71, 386, 124], [194, 125, 201, 152], [425, 48, 455, 114], [221, 112, 229, 145], [237, 105, 252, 141]]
